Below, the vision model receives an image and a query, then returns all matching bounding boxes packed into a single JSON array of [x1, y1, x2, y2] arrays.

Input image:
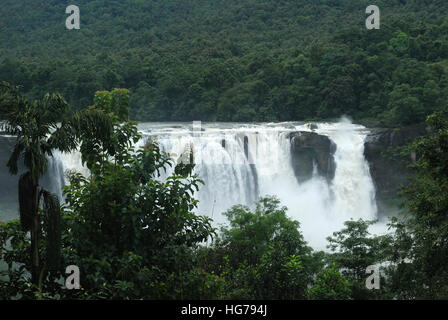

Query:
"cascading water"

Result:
[[43, 149, 89, 201], [143, 125, 259, 225], [0, 119, 379, 250], [288, 119, 378, 249], [137, 119, 378, 249]]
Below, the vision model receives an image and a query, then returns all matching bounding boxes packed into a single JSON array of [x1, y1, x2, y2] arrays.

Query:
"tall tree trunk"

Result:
[[30, 184, 41, 286]]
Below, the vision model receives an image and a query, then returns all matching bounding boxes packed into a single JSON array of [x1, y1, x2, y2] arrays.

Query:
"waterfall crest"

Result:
[[36, 120, 378, 249]]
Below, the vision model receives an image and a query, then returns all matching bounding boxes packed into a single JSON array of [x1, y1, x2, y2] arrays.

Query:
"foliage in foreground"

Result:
[[1, 86, 448, 299], [0, 81, 114, 287], [0, 88, 215, 299], [384, 112, 448, 299], [199, 197, 322, 300]]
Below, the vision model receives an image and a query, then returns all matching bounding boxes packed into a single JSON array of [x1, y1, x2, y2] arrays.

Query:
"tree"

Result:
[[0, 88, 217, 299], [58, 89, 215, 299], [386, 112, 448, 299], [326, 219, 388, 299], [0, 82, 113, 288], [309, 264, 352, 300], [0, 0, 447, 125], [384, 84, 425, 125], [0, 82, 69, 287], [389, 31, 409, 55], [205, 196, 321, 299], [320, 76, 356, 118]]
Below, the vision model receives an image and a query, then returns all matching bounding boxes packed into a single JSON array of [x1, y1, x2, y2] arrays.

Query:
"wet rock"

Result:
[[290, 132, 336, 183], [364, 123, 428, 214]]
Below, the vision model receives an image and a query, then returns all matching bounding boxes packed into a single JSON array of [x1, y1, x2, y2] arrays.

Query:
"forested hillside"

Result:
[[1, 0, 447, 124]]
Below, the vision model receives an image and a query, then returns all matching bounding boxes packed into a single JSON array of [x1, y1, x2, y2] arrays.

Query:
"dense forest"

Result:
[[0, 0, 447, 125], [1, 0, 448, 301], [1, 86, 448, 299]]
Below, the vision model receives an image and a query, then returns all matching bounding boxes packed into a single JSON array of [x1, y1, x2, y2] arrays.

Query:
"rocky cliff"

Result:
[[289, 132, 336, 183], [288, 124, 428, 217], [364, 123, 428, 215]]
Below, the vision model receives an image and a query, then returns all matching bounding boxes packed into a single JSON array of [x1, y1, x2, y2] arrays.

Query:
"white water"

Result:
[[289, 119, 377, 249], [44, 119, 379, 250]]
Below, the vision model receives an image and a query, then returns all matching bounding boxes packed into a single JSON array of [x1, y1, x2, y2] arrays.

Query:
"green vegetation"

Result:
[[1, 0, 448, 300], [1, 85, 448, 299], [0, 87, 214, 299], [384, 112, 448, 299], [0, 0, 447, 125], [200, 197, 318, 299], [0, 81, 116, 287]]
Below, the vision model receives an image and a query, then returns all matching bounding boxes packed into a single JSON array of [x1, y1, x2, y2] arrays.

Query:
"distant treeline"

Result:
[[0, 0, 447, 125]]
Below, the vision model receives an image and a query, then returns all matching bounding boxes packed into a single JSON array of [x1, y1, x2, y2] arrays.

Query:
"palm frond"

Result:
[[39, 92, 69, 127], [6, 138, 25, 175], [48, 107, 114, 152]]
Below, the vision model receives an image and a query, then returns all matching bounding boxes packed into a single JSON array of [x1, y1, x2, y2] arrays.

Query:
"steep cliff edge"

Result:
[[289, 124, 429, 217], [364, 124, 428, 215], [290, 132, 336, 183]]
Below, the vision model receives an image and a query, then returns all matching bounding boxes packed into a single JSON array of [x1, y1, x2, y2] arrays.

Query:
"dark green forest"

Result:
[[1, 86, 448, 300], [1, 0, 447, 124], [1, 0, 448, 300]]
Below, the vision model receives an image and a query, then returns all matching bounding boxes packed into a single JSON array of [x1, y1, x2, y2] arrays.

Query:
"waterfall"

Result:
[[1, 120, 378, 250], [43, 149, 89, 201], [289, 119, 377, 249], [146, 126, 259, 225], [139, 120, 377, 249]]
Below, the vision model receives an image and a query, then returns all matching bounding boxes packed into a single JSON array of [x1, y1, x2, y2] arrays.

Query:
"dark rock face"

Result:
[[364, 123, 428, 214], [290, 132, 336, 183]]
